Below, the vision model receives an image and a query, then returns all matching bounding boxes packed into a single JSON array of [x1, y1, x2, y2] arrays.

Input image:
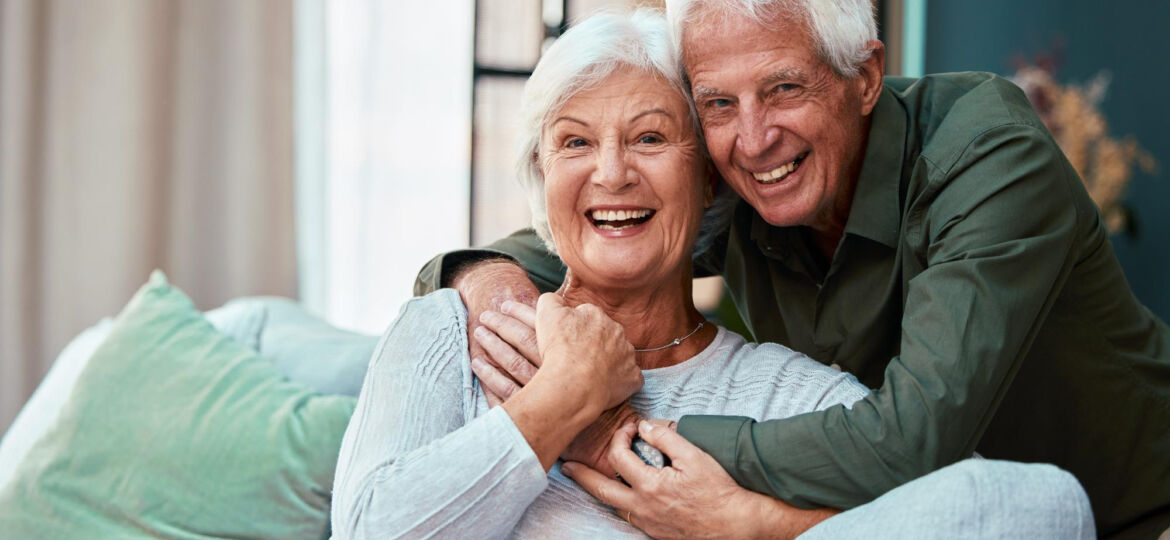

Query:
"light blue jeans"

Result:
[[800, 458, 1095, 539]]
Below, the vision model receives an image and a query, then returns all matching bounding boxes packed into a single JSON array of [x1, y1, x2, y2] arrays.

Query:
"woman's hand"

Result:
[[562, 403, 639, 479], [534, 292, 642, 412], [562, 420, 837, 540], [499, 293, 642, 471]]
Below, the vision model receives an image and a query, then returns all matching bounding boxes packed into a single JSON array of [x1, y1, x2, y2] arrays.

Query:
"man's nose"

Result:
[[593, 144, 637, 191], [735, 102, 780, 158]]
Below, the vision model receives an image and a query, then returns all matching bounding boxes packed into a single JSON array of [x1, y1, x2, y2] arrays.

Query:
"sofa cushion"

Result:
[[0, 271, 356, 538]]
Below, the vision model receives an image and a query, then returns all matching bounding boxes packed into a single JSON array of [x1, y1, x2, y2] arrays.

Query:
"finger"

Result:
[[480, 310, 541, 367], [500, 300, 537, 329], [473, 325, 537, 383], [608, 423, 659, 487], [471, 357, 521, 400], [561, 461, 638, 511], [483, 386, 503, 408], [467, 330, 489, 369], [636, 420, 703, 464], [537, 291, 565, 312]]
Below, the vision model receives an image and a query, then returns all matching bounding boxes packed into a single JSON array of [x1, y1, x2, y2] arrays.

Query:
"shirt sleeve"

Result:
[[331, 290, 549, 539], [679, 124, 1084, 509], [413, 228, 566, 296]]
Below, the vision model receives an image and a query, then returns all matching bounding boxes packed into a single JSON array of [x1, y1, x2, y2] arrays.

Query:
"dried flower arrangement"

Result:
[[1011, 63, 1157, 235]]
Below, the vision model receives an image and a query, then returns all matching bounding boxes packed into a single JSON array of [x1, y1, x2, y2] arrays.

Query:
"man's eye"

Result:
[[708, 98, 732, 109], [773, 83, 799, 94]]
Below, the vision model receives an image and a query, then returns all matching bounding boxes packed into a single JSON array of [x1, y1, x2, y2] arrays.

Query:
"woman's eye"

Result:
[[565, 137, 588, 148], [638, 134, 663, 144]]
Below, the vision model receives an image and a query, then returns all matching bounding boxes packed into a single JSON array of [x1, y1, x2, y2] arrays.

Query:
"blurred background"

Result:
[[2, 0, 1166, 433]]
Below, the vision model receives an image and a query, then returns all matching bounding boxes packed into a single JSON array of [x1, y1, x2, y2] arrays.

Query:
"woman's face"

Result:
[[540, 68, 708, 292]]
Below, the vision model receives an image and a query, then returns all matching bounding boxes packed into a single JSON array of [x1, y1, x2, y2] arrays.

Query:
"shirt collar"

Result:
[[842, 86, 908, 249]]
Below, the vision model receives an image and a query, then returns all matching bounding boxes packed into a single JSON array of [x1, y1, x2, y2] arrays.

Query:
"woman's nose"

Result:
[[734, 102, 781, 159], [592, 144, 637, 192]]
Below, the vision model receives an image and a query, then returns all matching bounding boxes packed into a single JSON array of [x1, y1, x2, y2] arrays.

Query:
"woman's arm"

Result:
[[331, 291, 549, 539], [331, 290, 644, 539]]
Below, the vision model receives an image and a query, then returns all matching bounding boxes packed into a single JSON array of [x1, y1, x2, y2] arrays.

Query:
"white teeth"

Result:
[[752, 158, 801, 184], [590, 209, 651, 221], [590, 208, 652, 229]]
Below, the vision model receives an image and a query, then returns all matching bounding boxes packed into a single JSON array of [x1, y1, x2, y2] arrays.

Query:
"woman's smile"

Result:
[[586, 207, 656, 236]]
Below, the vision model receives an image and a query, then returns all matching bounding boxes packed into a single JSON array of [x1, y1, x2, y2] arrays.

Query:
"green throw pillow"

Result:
[[0, 271, 356, 539]]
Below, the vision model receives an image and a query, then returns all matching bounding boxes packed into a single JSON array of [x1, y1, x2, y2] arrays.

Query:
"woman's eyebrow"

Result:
[[552, 116, 590, 127], [630, 108, 671, 122]]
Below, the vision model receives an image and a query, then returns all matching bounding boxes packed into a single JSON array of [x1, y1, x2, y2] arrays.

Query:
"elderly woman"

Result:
[[331, 9, 1093, 539]]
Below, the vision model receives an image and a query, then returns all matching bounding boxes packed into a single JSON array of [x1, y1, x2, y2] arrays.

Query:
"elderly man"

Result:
[[416, 0, 1170, 537]]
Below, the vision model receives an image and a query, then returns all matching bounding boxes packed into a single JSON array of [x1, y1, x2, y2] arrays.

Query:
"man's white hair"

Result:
[[666, 0, 877, 78], [517, 8, 716, 255]]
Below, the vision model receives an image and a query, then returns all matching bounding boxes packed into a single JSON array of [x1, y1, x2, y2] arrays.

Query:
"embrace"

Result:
[[334, 1, 1170, 538]]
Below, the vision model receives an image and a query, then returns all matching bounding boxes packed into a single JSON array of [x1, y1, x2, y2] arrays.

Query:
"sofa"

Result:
[[0, 271, 379, 538]]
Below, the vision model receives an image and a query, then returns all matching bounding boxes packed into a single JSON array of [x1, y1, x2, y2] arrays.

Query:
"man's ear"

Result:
[[704, 163, 719, 208], [857, 40, 886, 116]]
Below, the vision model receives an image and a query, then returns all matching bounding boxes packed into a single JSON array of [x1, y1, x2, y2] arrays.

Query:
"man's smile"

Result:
[[751, 151, 809, 184]]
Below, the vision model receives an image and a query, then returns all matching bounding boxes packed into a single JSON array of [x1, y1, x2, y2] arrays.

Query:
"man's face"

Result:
[[683, 11, 881, 232]]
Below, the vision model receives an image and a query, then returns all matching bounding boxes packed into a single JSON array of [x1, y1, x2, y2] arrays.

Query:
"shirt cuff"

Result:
[[676, 414, 755, 473], [483, 406, 549, 492]]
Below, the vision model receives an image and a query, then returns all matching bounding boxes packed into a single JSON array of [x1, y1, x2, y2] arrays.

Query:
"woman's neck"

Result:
[[557, 270, 715, 370]]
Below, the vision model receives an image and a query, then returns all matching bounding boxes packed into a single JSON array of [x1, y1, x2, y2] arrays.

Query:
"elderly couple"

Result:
[[332, 0, 1170, 538]]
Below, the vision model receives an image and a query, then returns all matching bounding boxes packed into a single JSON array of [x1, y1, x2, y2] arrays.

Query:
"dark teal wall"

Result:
[[924, 1, 1170, 319]]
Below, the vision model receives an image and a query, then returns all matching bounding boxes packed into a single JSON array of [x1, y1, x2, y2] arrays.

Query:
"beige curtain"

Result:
[[0, 0, 298, 432]]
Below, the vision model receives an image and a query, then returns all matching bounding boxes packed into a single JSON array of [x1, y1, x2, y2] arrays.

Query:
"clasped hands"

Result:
[[458, 265, 811, 539]]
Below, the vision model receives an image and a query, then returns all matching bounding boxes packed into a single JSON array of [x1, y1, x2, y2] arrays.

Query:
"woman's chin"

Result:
[[576, 252, 671, 289]]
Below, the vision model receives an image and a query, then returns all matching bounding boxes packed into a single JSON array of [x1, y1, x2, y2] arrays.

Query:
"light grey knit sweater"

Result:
[[331, 289, 868, 539]]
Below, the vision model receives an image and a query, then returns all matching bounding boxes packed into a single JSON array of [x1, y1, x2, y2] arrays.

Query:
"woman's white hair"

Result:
[[516, 8, 735, 257], [666, 0, 877, 78]]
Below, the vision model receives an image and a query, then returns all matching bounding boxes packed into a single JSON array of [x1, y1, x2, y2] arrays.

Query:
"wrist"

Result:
[[503, 373, 603, 470], [737, 491, 838, 540], [451, 260, 538, 310], [728, 491, 798, 540], [443, 254, 516, 287]]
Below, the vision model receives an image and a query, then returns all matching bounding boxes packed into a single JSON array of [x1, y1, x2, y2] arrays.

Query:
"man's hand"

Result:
[[450, 260, 539, 407], [470, 300, 540, 404], [562, 420, 837, 540]]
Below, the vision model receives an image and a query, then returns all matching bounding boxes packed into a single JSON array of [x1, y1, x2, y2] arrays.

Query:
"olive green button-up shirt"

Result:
[[416, 72, 1170, 537]]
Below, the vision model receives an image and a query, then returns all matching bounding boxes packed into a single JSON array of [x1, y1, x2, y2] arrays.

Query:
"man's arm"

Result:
[[413, 227, 565, 296], [679, 124, 1084, 509], [415, 228, 566, 405]]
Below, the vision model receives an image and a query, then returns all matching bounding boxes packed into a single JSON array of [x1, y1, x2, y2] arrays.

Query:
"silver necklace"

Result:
[[634, 321, 706, 353]]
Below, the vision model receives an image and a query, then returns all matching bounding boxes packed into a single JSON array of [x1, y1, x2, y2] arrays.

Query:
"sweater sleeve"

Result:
[[331, 290, 548, 539]]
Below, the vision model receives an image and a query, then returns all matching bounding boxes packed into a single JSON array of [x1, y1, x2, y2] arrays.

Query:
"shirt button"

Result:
[[830, 363, 842, 371]]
